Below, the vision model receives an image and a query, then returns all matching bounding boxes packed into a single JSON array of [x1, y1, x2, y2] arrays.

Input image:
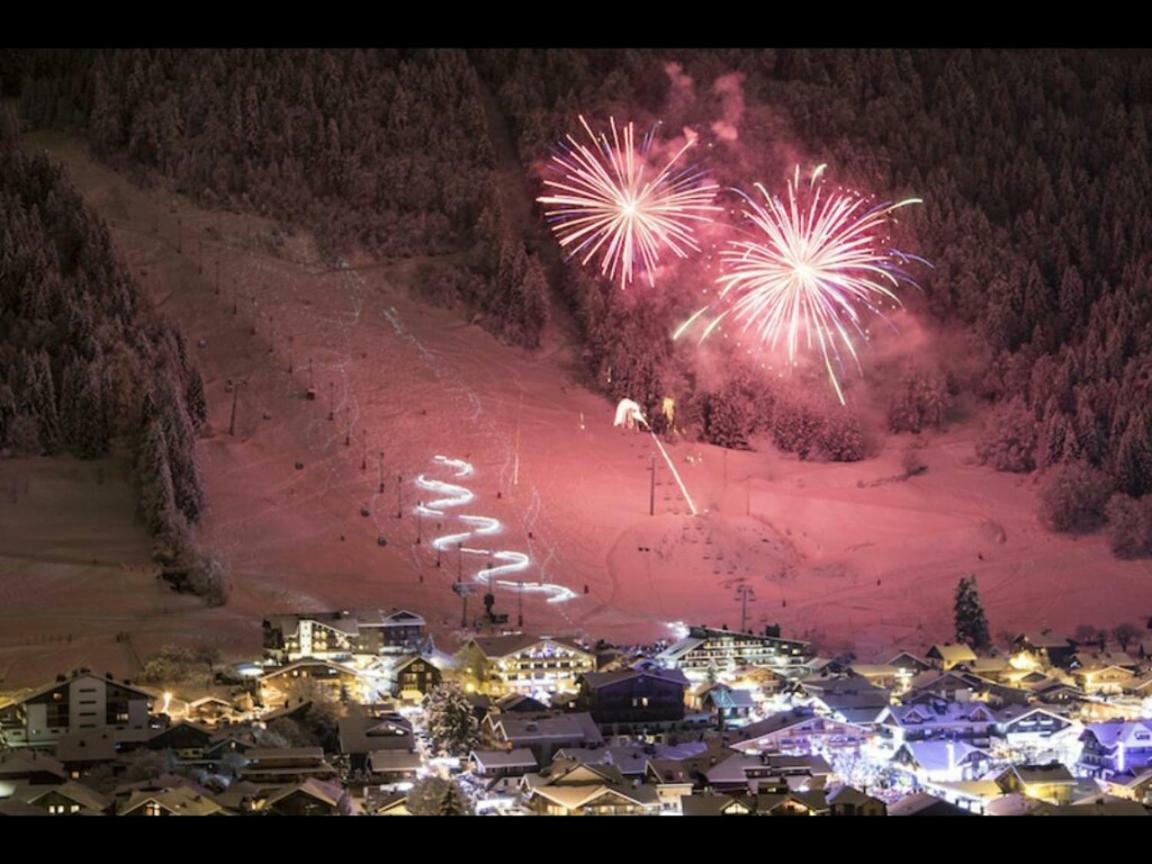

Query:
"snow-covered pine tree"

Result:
[[953, 574, 990, 651], [423, 682, 480, 757], [437, 779, 473, 816]]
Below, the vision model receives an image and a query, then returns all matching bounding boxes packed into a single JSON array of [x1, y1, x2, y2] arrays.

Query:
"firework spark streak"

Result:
[[414, 456, 575, 603], [677, 165, 927, 404], [644, 425, 698, 517], [538, 115, 721, 288]]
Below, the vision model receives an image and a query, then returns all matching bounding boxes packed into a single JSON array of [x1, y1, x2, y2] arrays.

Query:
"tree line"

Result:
[[0, 108, 206, 566], [15, 49, 1152, 549], [14, 48, 549, 351]]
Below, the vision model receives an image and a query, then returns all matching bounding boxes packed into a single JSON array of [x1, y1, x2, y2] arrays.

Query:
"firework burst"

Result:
[[538, 116, 721, 289], [677, 165, 928, 404]]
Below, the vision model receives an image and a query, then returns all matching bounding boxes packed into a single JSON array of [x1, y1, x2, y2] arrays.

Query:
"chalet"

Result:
[[262, 608, 426, 664], [1028, 678, 1085, 706], [1072, 663, 1137, 695], [265, 779, 357, 816], [367, 749, 422, 785], [1031, 796, 1151, 816], [0, 750, 67, 786], [263, 611, 359, 662], [924, 780, 1007, 814], [0, 672, 154, 747], [521, 761, 660, 816], [728, 709, 870, 755], [1069, 650, 1140, 672], [209, 780, 275, 815], [997, 705, 1081, 749], [845, 664, 907, 690], [1011, 631, 1078, 668], [494, 693, 551, 714], [926, 644, 978, 671], [644, 758, 696, 813], [484, 711, 603, 765], [112, 774, 213, 809], [655, 626, 812, 681], [754, 789, 829, 816], [456, 634, 596, 696], [882, 699, 999, 744], [13, 780, 112, 816], [390, 655, 441, 699], [887, 652, 932, 676], [120, 786, 226, 816], [828, 785, 887, 816], [891, 740, 993, 783], [338, 712, 414, 771], [887, 791, 975, 816], [0, 798, 49, 816], [1078, 720, 1152, 777], [144, 721, 216, 760], [185, 697, 234, 726], [905, 669, 986, 703], [697, 683, 755, 727], [203, 730, 259, 765], [1101, 769, 1152, 805], [259, 659, 363, 707], [705, 751, 832, 795], [240, 748, 339, 784], [958, 656, 1014, 683], [800, 677, 892, 725], [679, 793, 752, 816], [555, 745, 652, 779], [370, 609, 428, 654], [55, 731, 131, 780], [574, 667, 689, 733], [995, 763, 1077, 805], [468, 748, 538, 779]]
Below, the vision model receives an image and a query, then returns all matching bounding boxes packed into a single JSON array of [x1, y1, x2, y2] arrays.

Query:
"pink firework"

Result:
[[538, 116, 721, 289], [677, 165, 927, 404]]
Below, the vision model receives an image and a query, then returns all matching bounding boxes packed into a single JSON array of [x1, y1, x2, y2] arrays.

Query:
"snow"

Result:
[[3, 133, 1151, 692]]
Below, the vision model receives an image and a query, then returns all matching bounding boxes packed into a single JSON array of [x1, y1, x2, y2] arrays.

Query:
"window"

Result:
[[145, 801, 162, 816]]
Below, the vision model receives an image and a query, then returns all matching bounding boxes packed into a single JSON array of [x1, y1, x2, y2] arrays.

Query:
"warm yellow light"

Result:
[[1009, 653, 1036, 671]]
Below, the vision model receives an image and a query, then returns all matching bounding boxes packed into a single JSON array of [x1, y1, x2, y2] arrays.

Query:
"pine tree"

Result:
[[185, 367, 207, 433], [437, 780, 472, 816], [138, 416, 180, 538], [422, 683, 480, 757], [954, 574, 990, 651]]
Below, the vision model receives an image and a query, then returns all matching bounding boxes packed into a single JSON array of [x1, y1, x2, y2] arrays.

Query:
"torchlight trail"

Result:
[[676, 165, 929, 404], [414, 456, 575, 603], [538, 115, 721, 289]]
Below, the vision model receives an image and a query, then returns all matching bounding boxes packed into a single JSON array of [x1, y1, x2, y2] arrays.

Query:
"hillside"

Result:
[[8, 131, 1146, 680]]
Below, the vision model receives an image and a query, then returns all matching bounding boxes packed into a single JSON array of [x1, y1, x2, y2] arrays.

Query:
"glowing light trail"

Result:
[[414, 456, 575, 603]]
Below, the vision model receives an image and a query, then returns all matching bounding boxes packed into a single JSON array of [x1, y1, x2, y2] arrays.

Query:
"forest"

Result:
[[0, 108, 214, 589], [8, 48, 1152, 554]]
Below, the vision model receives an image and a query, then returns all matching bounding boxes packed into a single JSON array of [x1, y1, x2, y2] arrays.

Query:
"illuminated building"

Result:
[[655, 626, 812, 681]]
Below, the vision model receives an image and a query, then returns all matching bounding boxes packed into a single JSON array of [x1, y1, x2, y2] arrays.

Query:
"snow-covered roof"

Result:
[[579, 667, 690, 690], [927, 644, 979, 665], [466, 634, 591, 659], [1080, 719, 1152, 749], [470, 749, 538, 770], [896, 741, 991, 772], [886, 700, 998, 727]]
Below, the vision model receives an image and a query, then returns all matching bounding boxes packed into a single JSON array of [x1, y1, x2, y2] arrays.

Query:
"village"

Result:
[[2, 604, 1151, 817]]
